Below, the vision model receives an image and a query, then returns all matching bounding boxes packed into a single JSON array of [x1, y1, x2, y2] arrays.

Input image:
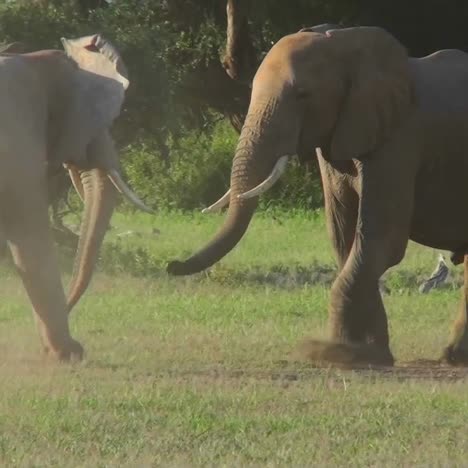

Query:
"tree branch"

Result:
[[222, 0, 257, 85]]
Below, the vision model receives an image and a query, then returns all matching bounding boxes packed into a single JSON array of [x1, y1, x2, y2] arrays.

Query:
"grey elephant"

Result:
[[0, 35, 150, 361], [168, 25, 468, 367]]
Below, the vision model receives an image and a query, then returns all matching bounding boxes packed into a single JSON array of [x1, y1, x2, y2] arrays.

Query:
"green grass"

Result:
[[1, 210, 467, 466]]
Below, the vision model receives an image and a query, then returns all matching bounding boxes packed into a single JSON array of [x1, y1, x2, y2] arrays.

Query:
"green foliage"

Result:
[[0, 0, 228, 144], [101, 242, 162, 277], [260, 161, 324, 211], [122, 122, 233, 211], [2, 0, 468, 211], [121, 121, 323, 211]]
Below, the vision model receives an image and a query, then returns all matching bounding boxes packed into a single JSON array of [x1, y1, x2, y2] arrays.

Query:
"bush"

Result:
[[9, 0, 466, 213], [122, 121, 234, 211], [0, 0, 325, 213], [122, 121, 323, 212]]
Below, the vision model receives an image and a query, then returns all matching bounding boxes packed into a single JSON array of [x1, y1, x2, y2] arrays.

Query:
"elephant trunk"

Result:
[[167, 107, 286, 276], [66, 167, 117, 312], [167, 199, 258, 277]]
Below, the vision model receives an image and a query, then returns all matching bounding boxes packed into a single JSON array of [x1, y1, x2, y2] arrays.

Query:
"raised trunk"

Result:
[[167, 107, 283, 276], [66, 168, 117, 312]]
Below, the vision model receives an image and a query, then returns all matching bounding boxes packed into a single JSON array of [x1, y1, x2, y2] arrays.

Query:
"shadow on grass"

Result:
[[0, 223, 446, 293], [86, 357, 468, 383], [99, 240, 464, 292]]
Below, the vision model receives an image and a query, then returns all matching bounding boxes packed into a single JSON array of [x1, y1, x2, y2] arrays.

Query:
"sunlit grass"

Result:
[[0, 210, 467, 466]]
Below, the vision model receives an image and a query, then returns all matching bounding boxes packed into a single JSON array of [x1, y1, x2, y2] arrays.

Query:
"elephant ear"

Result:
[[327, 27, 413, 160], [55, 34, 129, 168]]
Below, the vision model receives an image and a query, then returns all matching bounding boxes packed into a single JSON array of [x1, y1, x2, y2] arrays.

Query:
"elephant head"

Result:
[[167, 26, 413, 275], [27, 34, 151, 311]]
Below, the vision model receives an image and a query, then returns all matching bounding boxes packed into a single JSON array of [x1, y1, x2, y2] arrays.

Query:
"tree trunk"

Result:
[[179, 61, 250, 134], [222, 0, 257, 85]]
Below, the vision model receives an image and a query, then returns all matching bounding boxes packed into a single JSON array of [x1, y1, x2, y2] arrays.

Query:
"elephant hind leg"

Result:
[[443, 254, 468, 366], [2, 180, 83, 361]]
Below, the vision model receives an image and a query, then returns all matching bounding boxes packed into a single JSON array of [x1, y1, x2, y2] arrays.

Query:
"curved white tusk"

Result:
[[107, 169, 153, 214], [237, 155, 289, 200], [202, 189, 231, 213], [64, 163, 84, 202]]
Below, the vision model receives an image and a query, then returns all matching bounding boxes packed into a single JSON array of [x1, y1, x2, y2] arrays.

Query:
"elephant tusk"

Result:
[[237, 155, 289, 200], [202, 189, 231, 213], [64, 163, 84, 202], [107, 169, 153, 213]]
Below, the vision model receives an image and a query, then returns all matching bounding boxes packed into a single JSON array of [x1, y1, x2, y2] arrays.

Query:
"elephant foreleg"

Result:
[[443, 254, 468, 365], [3, 181, 83, 361], [303, 146, 417, 367], [320, 157, 390, 347], [332, 153, 416, 358]]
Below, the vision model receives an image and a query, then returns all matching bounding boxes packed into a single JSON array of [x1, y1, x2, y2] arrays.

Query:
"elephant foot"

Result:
[[296, 339, 394, 368], [44, 338, 84, 362], [441, 345, 468, 366]]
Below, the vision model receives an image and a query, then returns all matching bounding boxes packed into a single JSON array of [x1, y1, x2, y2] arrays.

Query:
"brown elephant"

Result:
[[0, 35, 150, 361], [168, 25, 468, 367]]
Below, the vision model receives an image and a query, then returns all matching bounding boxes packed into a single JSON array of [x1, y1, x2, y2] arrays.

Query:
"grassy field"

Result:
[[1, 210, 468, 466]]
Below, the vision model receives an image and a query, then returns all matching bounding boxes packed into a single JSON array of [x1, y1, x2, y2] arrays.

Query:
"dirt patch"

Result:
[[297, 357, 468, 382], [145, 360, 468, 384], [385, 359, 468, 381], [290, 338, 468, 381]]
